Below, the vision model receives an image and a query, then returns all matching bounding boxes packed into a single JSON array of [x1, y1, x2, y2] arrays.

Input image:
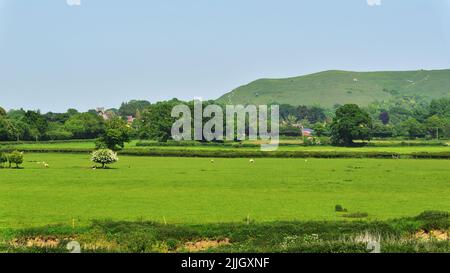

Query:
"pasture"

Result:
[[0, 153, 449, 228], [1, 140, 450, 163]]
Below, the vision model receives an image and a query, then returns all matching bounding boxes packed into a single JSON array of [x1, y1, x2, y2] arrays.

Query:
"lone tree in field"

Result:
[[8, 150, 24, 168], [330, 104, 372, 146], [91, 149, 119, 169]]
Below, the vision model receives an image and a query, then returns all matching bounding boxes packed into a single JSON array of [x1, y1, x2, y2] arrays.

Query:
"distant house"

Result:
[[127, 115, 135, 124], [302, 128, 314, 137], [96, 107, 114, 120]]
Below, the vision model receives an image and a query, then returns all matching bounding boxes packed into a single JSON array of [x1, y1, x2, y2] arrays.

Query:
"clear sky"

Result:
[[1, 0, 450, 112]]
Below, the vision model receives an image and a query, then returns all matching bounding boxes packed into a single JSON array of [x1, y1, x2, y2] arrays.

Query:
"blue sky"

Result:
[[1, 0, 450, 112]]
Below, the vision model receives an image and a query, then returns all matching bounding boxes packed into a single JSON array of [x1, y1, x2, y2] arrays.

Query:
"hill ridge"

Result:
[[217, 69, 450, 107]]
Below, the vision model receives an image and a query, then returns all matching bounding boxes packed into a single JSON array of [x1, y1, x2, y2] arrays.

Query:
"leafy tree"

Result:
[[8, 151, 24, 168], [372, 122, 394, 138], [312, 123, 327, 137], [46, 122, 73, 140], [137, 100, 181, 142], [291, 105, 327, 124], [429, 98, 450, 118], [96, 117, 131, 150], [6, 109, 26, 120], [307, 106, 326, 124], [66, 108, 80, 117], [296, 105, 309, 120], [0, 117, 9, 141], [8, 119, 30, 141], [91, 149, 119, 169], [279, 104, 298, 121], [284, 114, 298, 126], [64, 113, 105, 139], [0, 117, 25, 141], [43, 112, 70, 124], [0, 107, 6, 116], [24, 111, 48, 140], [399, 118, 426, 138], [425, 115, 447, 139], [330, 104, 372, 146], [379, 111, 390, 125], [118, 100, 151, 118]]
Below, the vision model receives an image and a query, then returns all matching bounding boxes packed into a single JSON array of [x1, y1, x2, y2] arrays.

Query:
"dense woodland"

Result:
[[1, 96, 449, 142]]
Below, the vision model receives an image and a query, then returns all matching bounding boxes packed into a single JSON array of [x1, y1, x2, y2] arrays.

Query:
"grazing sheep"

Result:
[[249, 159, 255, 163], [43, 163, 49, 168], [210, 159, 215, 163]]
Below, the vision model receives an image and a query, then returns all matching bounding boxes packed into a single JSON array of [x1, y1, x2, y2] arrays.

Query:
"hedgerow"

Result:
[[1, 147, 449, 159]]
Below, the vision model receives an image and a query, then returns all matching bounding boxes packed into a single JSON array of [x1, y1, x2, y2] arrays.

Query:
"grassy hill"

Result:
[[216, 69, 450, 107]]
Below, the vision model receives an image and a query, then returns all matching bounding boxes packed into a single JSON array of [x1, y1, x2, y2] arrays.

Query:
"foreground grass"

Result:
[[0, 153, 449, 228], [1, 211, 448, 253]]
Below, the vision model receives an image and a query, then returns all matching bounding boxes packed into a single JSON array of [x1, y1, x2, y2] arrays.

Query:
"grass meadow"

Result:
[[0, 153, 449, 228], [0, 141, 448, 253]]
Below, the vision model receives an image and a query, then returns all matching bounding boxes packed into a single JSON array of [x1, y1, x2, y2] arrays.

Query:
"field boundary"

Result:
[[1, 147, 449, 159]]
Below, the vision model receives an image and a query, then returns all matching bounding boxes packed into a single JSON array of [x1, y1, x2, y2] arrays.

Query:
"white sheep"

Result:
[[249, 159, 255, 164], [43, 163, 49, 168], [210, 159, 215, 163]]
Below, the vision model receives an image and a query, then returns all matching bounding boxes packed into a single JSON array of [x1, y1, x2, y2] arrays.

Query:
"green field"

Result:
[[1, 153, 449, 229]]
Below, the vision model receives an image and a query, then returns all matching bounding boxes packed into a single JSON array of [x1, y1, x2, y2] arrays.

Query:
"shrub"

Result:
[[303, 137, 321, 146], [91, 149, 119, 169], [342, 212, 369, 219], [0, 152, 8, 167], [415, 211, 449, 230], [117, 231, 156, 253], [335, 205, 346, 212], [8, 150, 24, 168], [415, 211, 449, 221]]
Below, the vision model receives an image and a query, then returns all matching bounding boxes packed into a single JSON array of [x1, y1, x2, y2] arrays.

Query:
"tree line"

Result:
[[1, 96, 449, 144], [278, 96, 450, 140]]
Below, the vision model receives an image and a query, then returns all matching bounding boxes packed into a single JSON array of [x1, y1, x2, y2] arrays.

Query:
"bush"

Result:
[[335, 205, 346, 212], [415, 211, 449, 230], [117, 231, 157, 253], [91, 149, 119, 169], [8, 150, 24, 168], [303, 137, 321, 146], [342, 212, 369, 219], [415, 211, 449, 221], [0, 152, 8, 167]]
